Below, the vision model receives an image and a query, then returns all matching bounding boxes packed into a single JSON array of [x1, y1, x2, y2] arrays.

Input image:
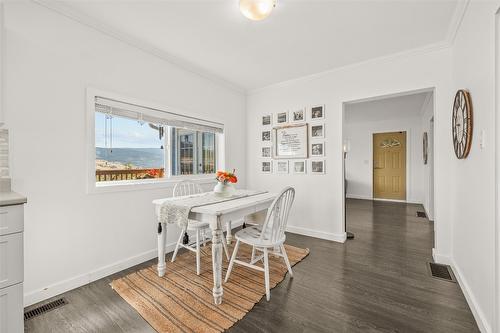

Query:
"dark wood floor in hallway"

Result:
[[25, 199, 479, 333]]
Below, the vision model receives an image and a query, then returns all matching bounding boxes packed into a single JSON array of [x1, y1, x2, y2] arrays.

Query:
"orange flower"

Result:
[[215, 170, 238, 184]]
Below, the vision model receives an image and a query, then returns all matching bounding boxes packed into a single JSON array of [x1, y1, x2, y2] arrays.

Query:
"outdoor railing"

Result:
[[96, 168, 165, 182]]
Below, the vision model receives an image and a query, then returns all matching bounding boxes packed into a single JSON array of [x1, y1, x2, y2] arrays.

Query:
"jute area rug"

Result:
[[111, 242, 309, 333]]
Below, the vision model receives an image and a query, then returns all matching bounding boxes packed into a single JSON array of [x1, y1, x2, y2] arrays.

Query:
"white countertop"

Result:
[[0, 191, 27, 206]]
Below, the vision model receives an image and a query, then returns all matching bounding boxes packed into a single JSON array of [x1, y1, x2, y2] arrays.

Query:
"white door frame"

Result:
[[428, 117, 435, 221], [342, 87, 436, 243], [494, 7, 500, 333]]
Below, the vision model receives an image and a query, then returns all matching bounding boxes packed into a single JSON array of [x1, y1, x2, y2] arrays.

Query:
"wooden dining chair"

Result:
[[224, 186, 295, 301], [170, 180, 229, 275]]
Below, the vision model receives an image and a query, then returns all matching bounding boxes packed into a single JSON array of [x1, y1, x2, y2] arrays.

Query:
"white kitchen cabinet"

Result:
[[0, 196, 26, 333], [0, 282, 23, 333]]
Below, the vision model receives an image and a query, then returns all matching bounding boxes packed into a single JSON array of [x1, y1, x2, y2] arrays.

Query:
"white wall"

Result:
[[448, 1, 499, 332], [5, 2, 497, 331], [246, 47, 454, 250], [344, 98, 427, 203], [4, 2, 246, 305]]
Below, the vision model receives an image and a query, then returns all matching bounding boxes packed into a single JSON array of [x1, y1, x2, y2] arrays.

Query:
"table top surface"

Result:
[[153, 191, 276, 215]]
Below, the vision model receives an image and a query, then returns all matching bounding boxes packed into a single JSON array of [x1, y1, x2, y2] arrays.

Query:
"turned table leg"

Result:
[[211, 217, 223, 305], [157, 222, 167, 277]]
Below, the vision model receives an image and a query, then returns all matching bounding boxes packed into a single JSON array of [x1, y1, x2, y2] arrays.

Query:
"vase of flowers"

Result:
[[214, 170, 237, 197]]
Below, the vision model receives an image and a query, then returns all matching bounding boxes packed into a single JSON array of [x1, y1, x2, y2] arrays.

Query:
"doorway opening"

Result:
[[342, 88, 435, 241]]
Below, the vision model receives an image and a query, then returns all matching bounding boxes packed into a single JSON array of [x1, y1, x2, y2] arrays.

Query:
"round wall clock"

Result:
[[423, 132, 428, 165], [452, 90, 473, 159]]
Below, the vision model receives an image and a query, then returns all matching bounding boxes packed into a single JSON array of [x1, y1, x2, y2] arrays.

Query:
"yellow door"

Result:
[[373, 131, 406, 200]]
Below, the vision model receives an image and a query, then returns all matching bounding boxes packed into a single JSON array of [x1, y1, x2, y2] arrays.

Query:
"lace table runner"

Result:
[[159, 189, 267, 227]]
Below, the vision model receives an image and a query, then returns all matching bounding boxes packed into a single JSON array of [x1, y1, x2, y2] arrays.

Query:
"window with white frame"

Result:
[[171, 129, 217, 176], [93, 95, 222, 184]]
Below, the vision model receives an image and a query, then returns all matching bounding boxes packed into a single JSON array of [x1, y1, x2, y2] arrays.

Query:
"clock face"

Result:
[[452, 90, 473, 159]]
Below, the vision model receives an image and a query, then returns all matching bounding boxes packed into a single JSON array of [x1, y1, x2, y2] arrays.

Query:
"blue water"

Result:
[[96, 147, 164, 169]]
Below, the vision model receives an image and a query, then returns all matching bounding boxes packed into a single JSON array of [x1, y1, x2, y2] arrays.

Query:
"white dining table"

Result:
[[152, 191, 276, 305]]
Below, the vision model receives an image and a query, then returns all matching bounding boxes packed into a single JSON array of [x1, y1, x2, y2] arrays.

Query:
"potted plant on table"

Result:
[[214, 169, 237, 197]]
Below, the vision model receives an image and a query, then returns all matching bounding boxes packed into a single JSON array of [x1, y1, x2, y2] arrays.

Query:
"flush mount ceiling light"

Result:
[[239, 0, 276, 21]]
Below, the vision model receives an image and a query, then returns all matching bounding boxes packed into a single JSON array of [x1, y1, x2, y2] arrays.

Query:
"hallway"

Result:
[[341, 199, 478, 332]]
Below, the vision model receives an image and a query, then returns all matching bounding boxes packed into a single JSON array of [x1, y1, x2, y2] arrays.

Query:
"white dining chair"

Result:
[[224, 186, 295, 301], [171, 180, 229, 275]]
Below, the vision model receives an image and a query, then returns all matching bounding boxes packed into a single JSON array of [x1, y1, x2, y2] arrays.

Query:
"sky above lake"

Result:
[[95, 113, 162, 148]]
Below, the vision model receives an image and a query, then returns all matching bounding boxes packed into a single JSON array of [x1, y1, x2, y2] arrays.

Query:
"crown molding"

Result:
[[247, 41, 452, 95], [247, 1, 470, 95], [32, 0, 246, 95], [446, 0, 470, 45]]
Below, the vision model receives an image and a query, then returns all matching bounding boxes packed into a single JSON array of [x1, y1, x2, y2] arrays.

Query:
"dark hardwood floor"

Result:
[[25, 199, 479, 333]]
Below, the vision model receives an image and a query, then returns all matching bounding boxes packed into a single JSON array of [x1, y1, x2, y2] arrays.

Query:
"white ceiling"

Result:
[[48, 0, 459, 91], [345, 91, 432, 123]]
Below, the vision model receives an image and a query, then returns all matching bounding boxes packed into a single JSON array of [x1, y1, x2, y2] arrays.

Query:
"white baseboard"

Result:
[[432, 248, 452, 265], [373, 198, 422, 204], [422, 203, 434, 221], [24, 220, 247, 307], [431, 250, 491, 332], [346, 194, 372, 200], [286, 225, 346, 243], [450, 259, 491, 333], [346, 194, 422, 205], [24, 241, 177, 307]]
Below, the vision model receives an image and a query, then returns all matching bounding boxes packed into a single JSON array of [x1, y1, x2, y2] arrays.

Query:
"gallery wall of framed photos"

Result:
[[260, 105, 326, 175]]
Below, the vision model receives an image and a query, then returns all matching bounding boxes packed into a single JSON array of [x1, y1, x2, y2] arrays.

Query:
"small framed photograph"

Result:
[[291, 108, 305, 123], [262, 130, 271, 142], [275, 160, 289, 174], [262, 114, 272, 126], [276, 111, 288, 124], [311, 160, 326, 174], [261, 161, 272, 173], [292, 160, 306, 174], [311, 142, 325, 157], [311, 123, 325, 139], [262, 147, 271, 158], [310, 105, 325, 121]]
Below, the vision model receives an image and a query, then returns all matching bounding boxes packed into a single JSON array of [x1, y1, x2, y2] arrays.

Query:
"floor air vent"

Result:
[[24, 298, 67, 320], [427, 263, 456, 282], [416, 211, 427, 218]]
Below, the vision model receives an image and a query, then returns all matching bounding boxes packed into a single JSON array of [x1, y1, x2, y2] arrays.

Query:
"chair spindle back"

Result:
[[173, 180, 203, 198], [260, 187, 295, 243]]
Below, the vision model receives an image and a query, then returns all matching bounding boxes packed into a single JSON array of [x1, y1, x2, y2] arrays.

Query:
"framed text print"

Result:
[[273, 124, 308, 159]]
